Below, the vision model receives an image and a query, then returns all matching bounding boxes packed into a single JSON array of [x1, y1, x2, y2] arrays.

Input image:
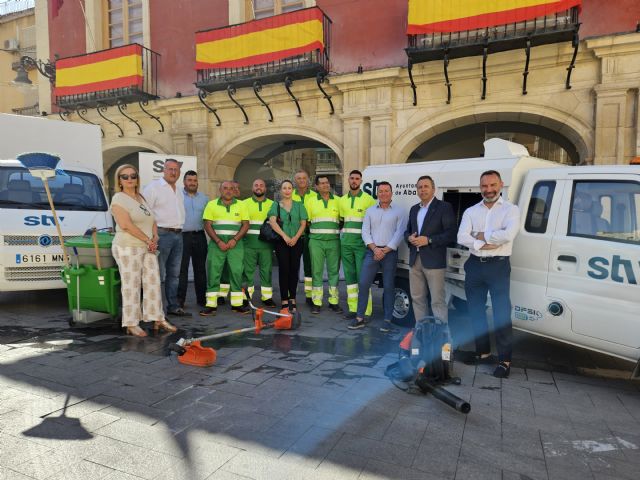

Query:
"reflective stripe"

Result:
[[310, 228, 339, 234], [342, 228, 362, 234], [212, 220, 242, 226], [311, 217, 338, 223], [249, 220, 262, 225], [214, 229, 239, 235], [247, 229, 260, 235], [343, 216, 364, 222], [347, 293, 358, 299], [346, 284, 358, 289], [261, 287, 273, 293]]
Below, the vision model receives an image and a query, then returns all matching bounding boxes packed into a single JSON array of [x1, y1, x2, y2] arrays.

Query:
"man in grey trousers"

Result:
[[405, 175, 457, 323]]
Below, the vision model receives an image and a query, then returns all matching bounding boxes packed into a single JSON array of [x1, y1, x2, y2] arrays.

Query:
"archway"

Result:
[[103, 142, 167, 200], [393, 109, 592, 165], [212, 130, 343, 197]]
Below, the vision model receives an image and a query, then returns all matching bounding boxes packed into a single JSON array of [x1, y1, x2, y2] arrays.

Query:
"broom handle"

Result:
[[42, 178, 69, 267], [91, 227, 102, 270]]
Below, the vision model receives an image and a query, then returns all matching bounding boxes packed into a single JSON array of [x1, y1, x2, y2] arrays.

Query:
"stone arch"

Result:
[[392, 103, 593, 165], [209, 126, 344, 182], [102, 138, 169, 173], [102, 138, 169, 199]]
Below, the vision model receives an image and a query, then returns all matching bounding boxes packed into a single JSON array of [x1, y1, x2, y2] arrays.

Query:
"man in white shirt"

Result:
[[457, 170, 520, 378], [143, 159, 187, 317]]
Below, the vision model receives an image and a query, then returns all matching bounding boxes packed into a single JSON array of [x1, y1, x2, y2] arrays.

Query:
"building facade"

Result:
[[32, 0, 640, 197], [0, 0, 37, 114]]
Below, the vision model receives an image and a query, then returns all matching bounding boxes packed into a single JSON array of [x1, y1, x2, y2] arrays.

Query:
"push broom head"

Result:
[[177, 341, 217, 367]]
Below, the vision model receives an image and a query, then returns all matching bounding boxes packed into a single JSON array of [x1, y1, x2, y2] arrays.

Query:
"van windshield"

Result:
[[0, 167, 108, 211]]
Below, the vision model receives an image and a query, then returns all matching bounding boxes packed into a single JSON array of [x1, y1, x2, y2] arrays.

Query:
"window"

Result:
[[568, 181, 640, 244], [104, 0, 143, 48], [252, 0, 305, 20], [525, 181, 556, 233]]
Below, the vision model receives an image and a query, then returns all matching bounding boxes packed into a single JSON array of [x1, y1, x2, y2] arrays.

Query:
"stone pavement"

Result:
[[0, 284, 639, 480]]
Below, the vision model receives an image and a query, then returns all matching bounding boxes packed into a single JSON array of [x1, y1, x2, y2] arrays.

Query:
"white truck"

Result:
[[362, 139, 640, 370], [0, 113, 111, 292]]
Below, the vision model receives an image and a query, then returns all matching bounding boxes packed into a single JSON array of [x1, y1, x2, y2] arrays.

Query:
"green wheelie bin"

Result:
[[62, 232, 121, 326]]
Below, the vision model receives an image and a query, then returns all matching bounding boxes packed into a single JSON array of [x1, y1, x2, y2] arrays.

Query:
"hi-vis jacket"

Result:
[[305, 193, 340, 241], [242, 196, 274, 249], [202, 198, 249, 240], [338, 190, 376, 245]]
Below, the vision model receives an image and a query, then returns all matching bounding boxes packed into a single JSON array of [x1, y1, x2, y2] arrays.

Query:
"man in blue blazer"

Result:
[[405, 175, 457, 324]]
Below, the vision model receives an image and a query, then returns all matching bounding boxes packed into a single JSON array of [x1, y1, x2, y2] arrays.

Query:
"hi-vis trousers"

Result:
[[309, 238, 340, 307], [206, 241, 245, 308], [341, 242, 372, 315]]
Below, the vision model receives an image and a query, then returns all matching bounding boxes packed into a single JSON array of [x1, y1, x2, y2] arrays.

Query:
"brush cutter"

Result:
[[167, 290, 301, 367]]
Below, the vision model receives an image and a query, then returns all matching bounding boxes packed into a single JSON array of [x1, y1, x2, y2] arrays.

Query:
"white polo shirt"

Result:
[[457, 196, 520, 257], [142, 178, 185, 229]]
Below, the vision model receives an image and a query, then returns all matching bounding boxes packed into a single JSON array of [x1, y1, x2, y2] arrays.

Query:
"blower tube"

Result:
[[415, 375, 471, 414]]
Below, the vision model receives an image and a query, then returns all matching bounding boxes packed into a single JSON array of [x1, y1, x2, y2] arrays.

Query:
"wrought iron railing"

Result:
[[55, 44, 160, 109], [11, 103, 39, 116], [407, 7, 579, 61]]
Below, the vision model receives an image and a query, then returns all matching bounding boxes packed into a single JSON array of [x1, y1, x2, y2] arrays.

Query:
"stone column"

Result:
[[587, 34, 640, 165], [369, 113, 393, 165], [342, 116, 370, 176], [593, 86, 635, 165]]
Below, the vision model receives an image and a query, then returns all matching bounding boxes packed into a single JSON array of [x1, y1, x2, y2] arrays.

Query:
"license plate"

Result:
[[15, 253, 65, 265]]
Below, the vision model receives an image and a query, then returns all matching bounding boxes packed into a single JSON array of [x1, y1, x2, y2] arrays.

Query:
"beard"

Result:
[[482, 192, 500, 203]]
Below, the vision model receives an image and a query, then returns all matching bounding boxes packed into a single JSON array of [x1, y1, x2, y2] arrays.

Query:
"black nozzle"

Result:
[[415, 375, 471, 414]]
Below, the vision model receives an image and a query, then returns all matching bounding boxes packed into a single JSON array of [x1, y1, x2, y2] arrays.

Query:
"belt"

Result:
[[375, 245, 387, 248], [183, 230, 203, 234], [471, 255, 508, 263], [158, 227, 182, 233]]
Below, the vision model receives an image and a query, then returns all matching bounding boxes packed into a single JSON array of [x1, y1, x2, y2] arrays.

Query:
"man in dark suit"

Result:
[[406, 175, 457, 323]]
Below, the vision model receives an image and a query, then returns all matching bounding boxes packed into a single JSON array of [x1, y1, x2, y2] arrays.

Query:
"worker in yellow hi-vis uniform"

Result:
[[339, 169, 376, 319], [242, 179, 275, 307], [217, 181, 241, 304], [305, 175, 343, 315], [199, 181, 249, 316], [292, 170, 314, 306]]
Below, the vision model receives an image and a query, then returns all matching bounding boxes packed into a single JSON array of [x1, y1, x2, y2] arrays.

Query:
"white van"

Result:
[[362, 139, 640, 370], [0, 114, 111, 292]]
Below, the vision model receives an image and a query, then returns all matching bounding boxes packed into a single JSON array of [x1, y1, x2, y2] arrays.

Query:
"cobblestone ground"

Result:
[[0, 281, 639, 480]]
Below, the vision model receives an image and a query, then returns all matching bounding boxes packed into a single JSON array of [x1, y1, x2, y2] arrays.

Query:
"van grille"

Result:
[[3, 235, 75, 246], [4, 266, 64, 282]]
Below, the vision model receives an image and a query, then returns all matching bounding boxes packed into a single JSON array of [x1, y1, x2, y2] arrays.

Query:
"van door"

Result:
[[547, 176, 640, 354], [511, 179, 565, 337]]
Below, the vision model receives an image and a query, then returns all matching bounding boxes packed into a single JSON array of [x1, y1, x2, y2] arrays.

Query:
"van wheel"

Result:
[[383, 277, 415, 328]]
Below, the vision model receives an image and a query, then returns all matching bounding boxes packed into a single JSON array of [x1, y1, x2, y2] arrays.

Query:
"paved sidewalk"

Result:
[[0, 285, 639, 480]]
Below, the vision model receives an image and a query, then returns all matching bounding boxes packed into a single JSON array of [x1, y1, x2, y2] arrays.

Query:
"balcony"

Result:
[[54, 44, 159, 109], [405, 4, 581, 104], [195, 7, 331, 93], [406, 7, 580, 63]]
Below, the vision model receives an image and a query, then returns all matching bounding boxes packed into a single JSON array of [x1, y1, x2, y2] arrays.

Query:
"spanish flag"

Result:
[[196, 7, 324, 70], [55, 44, 143, 97], [407, 0, 582, 34]]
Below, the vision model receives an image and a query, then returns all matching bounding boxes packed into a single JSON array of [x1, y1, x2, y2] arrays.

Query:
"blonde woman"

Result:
[[110, 164, 177, 336]]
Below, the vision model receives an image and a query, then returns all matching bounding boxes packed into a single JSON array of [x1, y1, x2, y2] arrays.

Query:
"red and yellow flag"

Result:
[[196, 7, 324, 70], [55, 44, 143, 97], [407, 0, 582, 34]]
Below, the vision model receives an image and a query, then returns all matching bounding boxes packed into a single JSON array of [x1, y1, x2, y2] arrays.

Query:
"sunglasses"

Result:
[[139, 204, 151, 216], [119, 173, 138, 180]]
